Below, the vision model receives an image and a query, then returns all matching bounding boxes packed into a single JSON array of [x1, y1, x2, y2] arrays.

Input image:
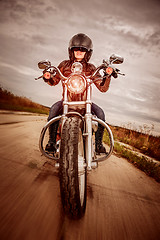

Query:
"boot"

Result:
[[95, 124, 107, 154], [45, 121, 59, 153]]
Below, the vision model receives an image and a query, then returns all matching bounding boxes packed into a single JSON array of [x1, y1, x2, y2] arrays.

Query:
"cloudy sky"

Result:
[[0, 0, 160, 135]]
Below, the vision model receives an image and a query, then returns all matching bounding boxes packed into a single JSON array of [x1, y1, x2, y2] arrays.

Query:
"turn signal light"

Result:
[[43, 72, 51, 79], [106, 67, 113, 75]]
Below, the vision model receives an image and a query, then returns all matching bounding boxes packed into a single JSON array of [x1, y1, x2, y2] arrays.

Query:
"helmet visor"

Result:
[[71, 47, 88, 52]]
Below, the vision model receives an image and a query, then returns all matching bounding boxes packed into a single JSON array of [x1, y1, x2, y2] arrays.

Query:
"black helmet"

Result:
[[68, 33, 93, 62]]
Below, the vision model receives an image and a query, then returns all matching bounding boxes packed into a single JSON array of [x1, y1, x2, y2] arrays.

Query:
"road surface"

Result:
[[0, 111, 160, 240]]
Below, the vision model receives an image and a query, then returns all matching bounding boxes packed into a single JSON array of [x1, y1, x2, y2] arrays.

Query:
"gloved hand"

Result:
[[43, 71, 56, 86], [112, 70, 118, 78], [105, 67, 118, 78]]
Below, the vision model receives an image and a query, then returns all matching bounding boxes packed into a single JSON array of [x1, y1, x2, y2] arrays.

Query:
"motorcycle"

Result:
[[35, 54, 124, 218]]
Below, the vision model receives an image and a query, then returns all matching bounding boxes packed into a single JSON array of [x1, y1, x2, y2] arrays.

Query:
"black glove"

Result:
[[43, 77, 49, 82], [112, 70, 118, 78]]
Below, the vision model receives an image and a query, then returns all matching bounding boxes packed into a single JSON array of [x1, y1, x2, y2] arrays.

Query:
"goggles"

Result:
[[72, 47, 87, 52]]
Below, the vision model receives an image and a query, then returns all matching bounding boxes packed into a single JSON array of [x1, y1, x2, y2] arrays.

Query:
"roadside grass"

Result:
[[0, 102, 49, 115], [0, 87, 49, 115], [109, 125, 160, 161], [103, 130, 160, 183]]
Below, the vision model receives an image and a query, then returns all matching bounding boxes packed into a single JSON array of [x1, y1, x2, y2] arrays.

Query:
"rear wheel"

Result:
[[59, 117, 86, 218]]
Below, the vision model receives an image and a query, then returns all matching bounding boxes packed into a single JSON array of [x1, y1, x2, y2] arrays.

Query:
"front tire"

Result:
[[59, 117, 86, 218]]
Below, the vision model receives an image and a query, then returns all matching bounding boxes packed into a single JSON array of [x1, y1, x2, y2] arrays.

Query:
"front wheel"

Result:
[[59, 117, 86, 218]]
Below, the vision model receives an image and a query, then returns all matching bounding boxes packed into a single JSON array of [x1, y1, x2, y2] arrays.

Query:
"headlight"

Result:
[[67, 75, 86, 94]]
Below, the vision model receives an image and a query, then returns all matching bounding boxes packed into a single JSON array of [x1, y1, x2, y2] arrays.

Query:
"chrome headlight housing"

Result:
[[67, 75, 86, 94]]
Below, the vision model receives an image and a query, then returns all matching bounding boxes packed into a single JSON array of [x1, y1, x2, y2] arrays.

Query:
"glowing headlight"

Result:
[[67, 75, 86, 94]]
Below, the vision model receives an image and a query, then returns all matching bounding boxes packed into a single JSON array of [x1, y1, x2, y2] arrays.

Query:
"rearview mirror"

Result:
[[38, 60, 51, 69], [109, 54, 124, 64]]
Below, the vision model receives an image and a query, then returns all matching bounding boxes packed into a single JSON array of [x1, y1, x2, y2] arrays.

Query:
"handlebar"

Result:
[[35, 62, 125, 81]]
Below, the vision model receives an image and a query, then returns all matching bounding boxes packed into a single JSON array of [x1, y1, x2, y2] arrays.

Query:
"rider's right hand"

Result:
[[43, 70, 58, 86], [43, 72, 55, 86]]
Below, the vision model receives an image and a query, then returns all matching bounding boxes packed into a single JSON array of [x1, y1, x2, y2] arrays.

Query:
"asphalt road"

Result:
[[0, 111, 160, 240]]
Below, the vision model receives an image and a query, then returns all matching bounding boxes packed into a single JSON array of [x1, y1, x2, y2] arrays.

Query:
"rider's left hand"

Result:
[[105, 67, 118, 78]]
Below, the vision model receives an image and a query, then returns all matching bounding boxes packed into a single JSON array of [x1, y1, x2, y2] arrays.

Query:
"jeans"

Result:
[[48, 100, 105, 146], [48, 100, 105, 121]]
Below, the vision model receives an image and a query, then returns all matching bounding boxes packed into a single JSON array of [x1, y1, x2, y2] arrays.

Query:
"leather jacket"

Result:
[[47, 59, 111, 93]]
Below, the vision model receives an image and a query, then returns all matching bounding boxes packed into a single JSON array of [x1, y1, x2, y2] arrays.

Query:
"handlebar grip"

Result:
[[35, 75, 43, 80]]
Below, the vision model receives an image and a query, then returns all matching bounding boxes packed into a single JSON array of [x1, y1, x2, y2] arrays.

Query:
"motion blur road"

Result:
[[0, 111, 160, 240]]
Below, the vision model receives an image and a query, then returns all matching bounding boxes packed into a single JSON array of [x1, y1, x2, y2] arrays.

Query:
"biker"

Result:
[[43, 33, 115, 154]]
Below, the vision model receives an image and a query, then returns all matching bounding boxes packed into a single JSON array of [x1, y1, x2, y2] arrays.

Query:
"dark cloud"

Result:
[[31, 35, 48, 45], [148, 31, 160, 46], [123, 28, 160, 49], [45, 5, 57, 13], [0, 0, 56, 23]]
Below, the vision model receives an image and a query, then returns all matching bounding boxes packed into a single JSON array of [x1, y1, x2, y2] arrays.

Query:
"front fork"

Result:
[[84, 82, 94, 170], [84, 113, 93, 170]]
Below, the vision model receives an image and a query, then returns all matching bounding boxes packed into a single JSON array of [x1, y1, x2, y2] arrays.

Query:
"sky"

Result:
[[0, 0, 160, 135]]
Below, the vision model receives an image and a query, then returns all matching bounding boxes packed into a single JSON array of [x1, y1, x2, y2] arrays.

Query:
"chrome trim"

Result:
[[63, 101, 86, 106], [92, 117, 114, 162], [39, 116, 62, 161]]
